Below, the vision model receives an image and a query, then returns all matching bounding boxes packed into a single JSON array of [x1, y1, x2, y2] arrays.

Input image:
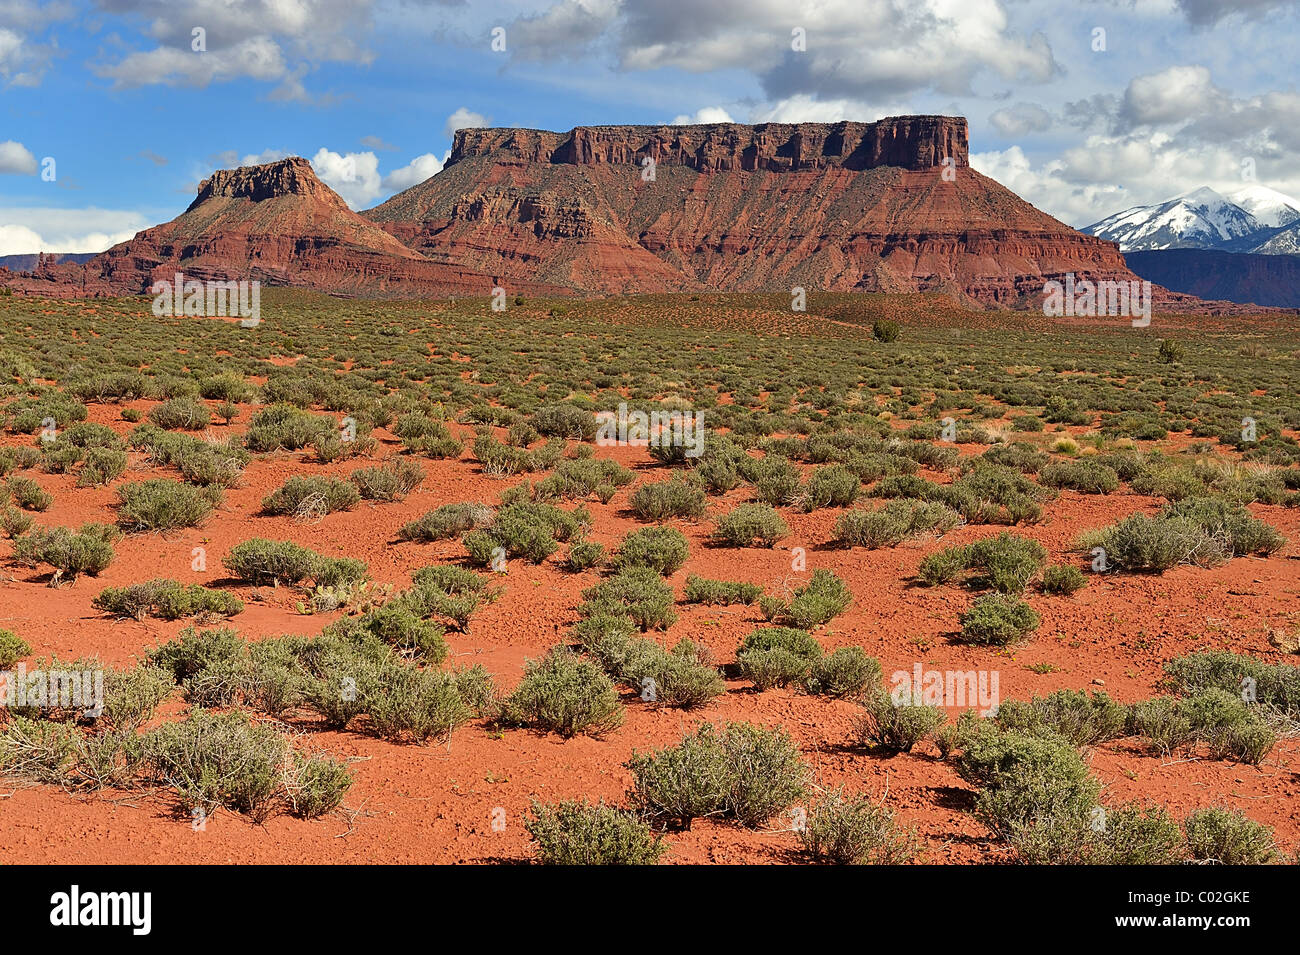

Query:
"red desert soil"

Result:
[[1, 397, 1297, 864]]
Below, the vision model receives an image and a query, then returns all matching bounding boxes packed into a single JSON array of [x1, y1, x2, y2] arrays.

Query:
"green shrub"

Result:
[[244, 404, 332, 452], [682, 574, 763, 606], [116, 479, 216, 531], [562, 538, 607, 572], [223, 538, 359, 587], [94, 579, 242, 621], [365, 666, 472, 740], [614, 526, 689, 575], [261, 475, 360, 518], [737, 627, 822, 689], [799, 789, 918, 864], [763, 570, 853, 629], [1040, 459, 1120, 494], [750, 456, 803, 506], [920, 533, 1045, 594], [504, 647, 624, 738], [7, 475, 51, 511], [1040, 564, 1087, 595], [832, 500, 960, 548], [13, 523, 119, 582], [527, 800, 665, 865], [350, 459, 423, 501], [711, 503, 789, 547], [957, 594, 1040, 645], [995, 690, 1128, 746], [77, 447, 128, 487], [1081, 497, 1284, 573], [800, 464, 859, 511], [617, 638, 725, 709], [148, 396, 211, 431], [872, 319, 900, 342], [1184, 807, 1274, 864], [806, 647, 880, 697], [855, 692, 946, 753], [626, 721, 806, 829], [629, 476, 707, 521], [397, 502, 494, 541], [141, 708, 284, 820], [285, 753, 352, 819], [1164, 651, 1300, 714], [579, 567, 678, 631], [0, 628, 30, 666]]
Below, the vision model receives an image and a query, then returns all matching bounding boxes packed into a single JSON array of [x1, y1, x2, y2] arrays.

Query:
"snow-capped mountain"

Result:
[[1251, 220, 1300, 255], [1226, 185, 1300, 229], [1082, 186, 1282, 251]]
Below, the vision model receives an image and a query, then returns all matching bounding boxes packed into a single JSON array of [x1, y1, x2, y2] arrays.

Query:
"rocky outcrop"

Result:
[[7, 157, 560, 299], [367, 117, 1168, 306], [448, 116, 969, 172]]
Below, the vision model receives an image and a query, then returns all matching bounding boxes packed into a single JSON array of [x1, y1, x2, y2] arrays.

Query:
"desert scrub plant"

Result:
[[613, 525, 689, 575], [530, 404, 598, 441], [994, 690, 1128, 746], [832, 500, 960, 549], [534, 457, 634, 502], [806, 646, 881, 697], [283, 752, 353, 818], [737, 626, 823, 689], [1039, 459, 1120, 494], [94, 579, 242, 621], [462, 500, 588, 566], [1164, 651, 1300, 714], [13, 522, 119, 583], [629, 475, 707, 521], [749, 455, 803, 506], [798, 464, 860, 512], [760, 570, 852, 629], [260, 475, 360, 519], [957, 594, 1041, 645], [147, 396, 211, 431], [854, 691, 946, 753], [561, 537, 606, 572], [223, 538, 365, 589], [350, 459, 423, 501], [1184, 807, 1275, 864], [871, 319, 900, 342], [526, 800, 665, 865], [7, 475, 51, 511], [503, 646, 624, 738], [364, 666, 474, 741], [578, 567, 678, 631], [1078, 497, 1284, 573], [1040, 564, 1087, 595], [1129, 690, 1276, 764], [919, 532, 1046, 594], [625, 721, 806, 830], [115, 479, 216, 531], [799, 789, 919, 864], [0, 717, 78, 783], [397, 501, 494, 541], [330, 604, 449, 663], [0, 504, 32, 538], [682, 574, 763, 606], [711, 503, 788, 547], [615, 637, 726, 709], [0, 628, 30, 666], [141, 708, 286, 820], [243, 404, 333, 452], [77, 447, 128, 487]]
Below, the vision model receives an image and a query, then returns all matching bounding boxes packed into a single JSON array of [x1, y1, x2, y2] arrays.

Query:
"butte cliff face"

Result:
[[10, 157, 549, 299], [365, 116, 1144, 306]]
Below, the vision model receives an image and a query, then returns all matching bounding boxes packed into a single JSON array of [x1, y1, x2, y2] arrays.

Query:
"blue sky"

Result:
[[2, 0, 1298, 254]]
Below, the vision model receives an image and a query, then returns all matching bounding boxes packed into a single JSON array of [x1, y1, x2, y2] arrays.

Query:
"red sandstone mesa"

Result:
[[1, 116, 1228, 308]]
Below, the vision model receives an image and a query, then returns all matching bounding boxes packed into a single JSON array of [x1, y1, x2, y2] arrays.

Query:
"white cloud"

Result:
[[445, 107, 489, 138], [670, 107, 735, 125], [309, 148, 382, 208], [748, 95, 890, 124], [988, 103, 1053, 137], [0, 140, 37, 174], [0, 206, 149, 255], [1120, 65, 1225, 128], [95, 36, 289, 89], [381, 152, 447, 193]]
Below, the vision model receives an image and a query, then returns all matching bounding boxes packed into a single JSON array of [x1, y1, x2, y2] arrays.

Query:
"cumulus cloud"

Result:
[[88, 0, 375, 97], [670, 107, 735, 125], [507, 0, 1058, 104], [0, 206, 150, 255], [444, 107, 489, 137], [381, 152, 446, 192], [0, 140, 38, 174], [988, 103, 1053, 137], [748, 95, 889, 123], [309, 148, 382, 208], [1120, 65, 1227, 128]]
